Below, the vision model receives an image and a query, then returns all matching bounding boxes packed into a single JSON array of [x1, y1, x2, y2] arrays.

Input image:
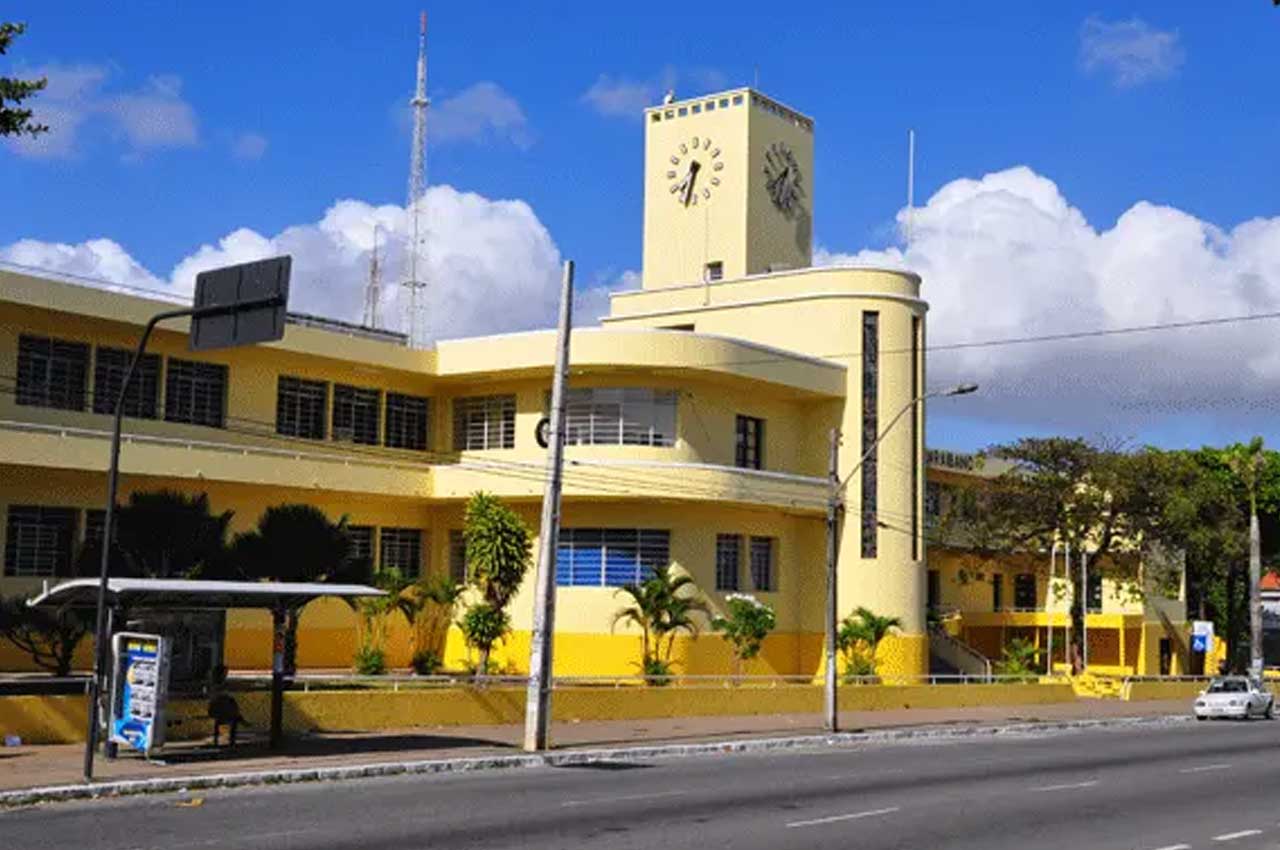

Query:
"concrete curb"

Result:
[[0, 714, 1192, 808]]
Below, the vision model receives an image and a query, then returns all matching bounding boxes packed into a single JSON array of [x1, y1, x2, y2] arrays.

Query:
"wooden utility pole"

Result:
[[524, 260, 574, 752]]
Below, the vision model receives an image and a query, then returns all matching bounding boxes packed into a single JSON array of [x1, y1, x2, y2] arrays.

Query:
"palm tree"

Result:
[[228, 504, 358, 676], [837, 606, 902, 680], [613, 564, 710, 681], [75, 490, 232, 579]]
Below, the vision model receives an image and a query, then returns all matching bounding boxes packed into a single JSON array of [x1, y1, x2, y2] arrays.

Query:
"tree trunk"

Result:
[[476, 644, 491, 680], [1071, 554, 1085, 675], [283, 607, 301, 677]]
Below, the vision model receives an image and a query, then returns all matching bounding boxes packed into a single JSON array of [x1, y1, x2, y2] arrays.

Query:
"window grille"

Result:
[[165, 358, 228, 428], [559, 388, 676, 447], [554, 529, 671, 587], [385, 392, 431, 450], [453, 395, 515, 450], [4, 505, 77, 577], [276, 376, 328, 439], [17, 335, 89, 411], [735, 415, 764, 469], [715, 534, 741, 591], [333, 385, 381, 445], [380, 527, 423, 579], [749, 536, 776, 592], [92, 347, 160, 418]]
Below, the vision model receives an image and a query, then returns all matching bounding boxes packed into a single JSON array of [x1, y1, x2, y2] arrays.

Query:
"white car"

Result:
[[1194, 676, 1274, 720]]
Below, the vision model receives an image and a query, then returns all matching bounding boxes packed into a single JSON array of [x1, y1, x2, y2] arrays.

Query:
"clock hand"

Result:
[[682, 160, 702, 206]]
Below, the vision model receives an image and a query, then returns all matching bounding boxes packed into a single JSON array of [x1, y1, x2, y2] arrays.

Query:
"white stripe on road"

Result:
[[1145, 844, 1190, 850], [1212, 830, 1262, 842], [1179, 763, 1232, 774], [786, 806, 901, 829], [560, 790, 683, 808], [1030, 780, 1099, 792]]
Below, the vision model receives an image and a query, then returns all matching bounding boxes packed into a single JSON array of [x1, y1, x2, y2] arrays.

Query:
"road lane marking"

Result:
[[786, 806, 901, 828], [1179, 763, 1232, 774], [1030, 780, 1098, 792], [1212, 830, 1262, 842], [561, 790, 683, 808], [1146, 844, 1190, 850]]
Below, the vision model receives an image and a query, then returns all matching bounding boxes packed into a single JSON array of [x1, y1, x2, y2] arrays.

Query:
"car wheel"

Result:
[[1266, 701, 1275, 720], [1196, 715, 1207, 722]]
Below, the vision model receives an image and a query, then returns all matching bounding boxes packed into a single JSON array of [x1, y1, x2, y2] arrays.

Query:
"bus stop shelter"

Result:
[[28, 578, 386, 751]]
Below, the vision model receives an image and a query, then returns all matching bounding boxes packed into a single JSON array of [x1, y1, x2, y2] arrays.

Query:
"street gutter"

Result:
[[0, 714, 1193, 808]]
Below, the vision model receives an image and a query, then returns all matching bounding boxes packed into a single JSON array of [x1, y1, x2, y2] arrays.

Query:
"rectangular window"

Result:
[[735, 415, 764, 469], [1014, 573, 1037, 610], [84, 508, 109, 546], [704, 261, 723, 282], [861, 311, 879, 558], [911, 316, 921, 560], [1087, 571, 1103, 613], [715, 534, 741, 592], [560, 388, 677, 447], [749, 536, 775, 592], [386, 392, 431, 450], [453, 394, 516, 450], [554, 528, 670, 588], [380, 527, 423, 579], [165, 358, 228, 428], [346, 525, 375, 580], [927, 569, 940, 610], [276, 376, 328, 440], [332, 384, 381, 445], [4, 505, 77, 577], [92, 347, 160, 419], [992, 573, 1004, 612], [17, 335, 89, 411], [448, 530, 467, 584]]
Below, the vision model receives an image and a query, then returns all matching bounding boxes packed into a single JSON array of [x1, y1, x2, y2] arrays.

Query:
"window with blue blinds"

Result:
[[555, 528, 671, 587]]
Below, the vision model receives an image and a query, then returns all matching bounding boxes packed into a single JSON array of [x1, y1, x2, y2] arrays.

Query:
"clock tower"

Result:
[[641, 89, 814, 290]]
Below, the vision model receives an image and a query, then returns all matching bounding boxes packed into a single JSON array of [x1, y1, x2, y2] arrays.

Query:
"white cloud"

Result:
[[1079, 16, 1184, 88], [430, 82, 531, 149], [232, 132, 268, 160], [817, 166, 1280, 434], [3, 64, 199, 158], [581, 67, 729, 119], [2, 186, 566, 346]]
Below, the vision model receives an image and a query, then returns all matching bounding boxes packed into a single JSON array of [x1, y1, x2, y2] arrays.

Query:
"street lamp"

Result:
[[824, 383, 978, 733]]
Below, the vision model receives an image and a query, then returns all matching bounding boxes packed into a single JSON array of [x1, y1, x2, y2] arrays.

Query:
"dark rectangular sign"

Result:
[[190, 256, 291, 351]]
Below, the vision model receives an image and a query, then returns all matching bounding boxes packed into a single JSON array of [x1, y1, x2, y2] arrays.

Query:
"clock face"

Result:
[[666, 136, 725, 207], [763, 142, 804, 217]]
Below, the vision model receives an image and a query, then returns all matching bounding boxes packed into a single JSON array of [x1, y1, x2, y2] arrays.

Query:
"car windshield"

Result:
[[1207, 680, 1247, 693]]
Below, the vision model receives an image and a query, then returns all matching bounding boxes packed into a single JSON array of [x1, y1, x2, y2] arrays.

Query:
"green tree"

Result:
[[0, 596, 90, 676], [1, 23, 48, 138], [404, 574, 463, 674], [711, 593, 776, 678], [459, 493, 532, 676], [612, 564, 710, 683], [76, 490, 233, 580], [993, 637, 1039, 682], [837, 607, 902, 681], [229, 504, 358, 676], [350, 568, 414, 675]]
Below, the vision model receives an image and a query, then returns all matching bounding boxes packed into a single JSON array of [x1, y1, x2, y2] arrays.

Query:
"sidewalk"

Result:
[[0, 699, 1190, 794]]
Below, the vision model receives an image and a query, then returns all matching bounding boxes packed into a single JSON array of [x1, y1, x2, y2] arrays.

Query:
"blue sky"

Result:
[[4, 2, 1280, 451]]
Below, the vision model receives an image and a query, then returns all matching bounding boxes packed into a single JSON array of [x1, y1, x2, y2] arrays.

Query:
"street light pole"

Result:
[[823, 383, 977, 733]]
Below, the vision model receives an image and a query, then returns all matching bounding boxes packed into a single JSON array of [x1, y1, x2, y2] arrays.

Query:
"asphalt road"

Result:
[[5, 719, 1280, 850]]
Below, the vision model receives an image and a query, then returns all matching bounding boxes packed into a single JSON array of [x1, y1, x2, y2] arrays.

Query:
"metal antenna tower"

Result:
[[363, 224, 382, 329], [403, 10, 430, 346]]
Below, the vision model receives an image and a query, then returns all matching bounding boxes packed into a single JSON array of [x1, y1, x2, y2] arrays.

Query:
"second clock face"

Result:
[[666, 136, 725, 207], [763, 142, 804, 217]]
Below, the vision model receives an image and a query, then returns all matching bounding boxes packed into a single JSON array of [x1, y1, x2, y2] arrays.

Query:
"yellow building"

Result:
[[923, 451, 1189, 677], [0, 87, 1046, 681]]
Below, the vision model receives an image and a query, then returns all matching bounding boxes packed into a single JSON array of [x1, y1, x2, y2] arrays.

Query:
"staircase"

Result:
[[1071, 672, 1125, 699], [928, 625, 993, 682]]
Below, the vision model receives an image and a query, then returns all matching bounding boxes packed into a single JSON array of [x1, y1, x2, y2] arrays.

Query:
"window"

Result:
[[17, 335, 89, 411], [448, 530, 467, 584], [1014, 573, 1037, 610], [720, 98, 730, 108], [276, 376, 328, 439], [562, 388, 676, 447], [1087, 571, 1103, 613], [704, 261, 723, 282], [910, 316, 921, 560], [84, 508, 110, 547], [453, 394, 516, 450], [706, 101, 716, 111], [380, 528, 423, 579], [992, 573, 1004, 612], [678, 107, 687, 116], [749, 536, 775, 592], [555, 529, 670, 587], [927, 569, 940, 610], [735, 415, 764, 469], [4, 506, 77, 577], [861, 312, 879, 558], [732, 95, 743, 105], [333, 385, 381, 445], [165, 358, 227, 428], [691, 104, 701, 114], [650, 113, 660, 123], [715, 534, 741, 591], [346, 525, 375, 580], [92, 347, 160, 419], [386, 392, 431, 450]]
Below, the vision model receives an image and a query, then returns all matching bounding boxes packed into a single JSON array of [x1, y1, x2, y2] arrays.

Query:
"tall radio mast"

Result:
[[403, 11, 430, 346], [363, 224, 382, 329]]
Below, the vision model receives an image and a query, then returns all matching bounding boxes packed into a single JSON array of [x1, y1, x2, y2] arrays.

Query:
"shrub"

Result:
[[458, 603, 510, 675], [354, 644, 386, 675], [994, 637, 1040, 682], [410, 649, 443, 676], [711, 594, 777, 676]]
